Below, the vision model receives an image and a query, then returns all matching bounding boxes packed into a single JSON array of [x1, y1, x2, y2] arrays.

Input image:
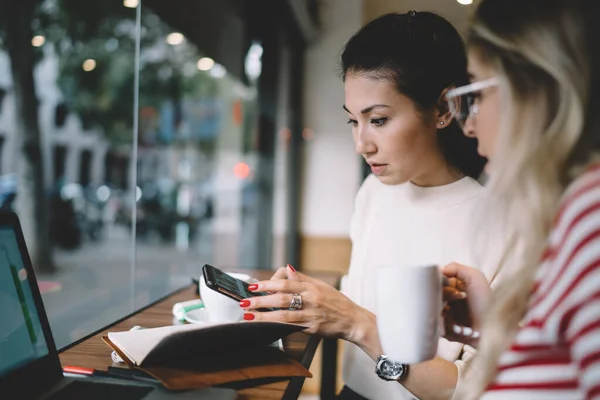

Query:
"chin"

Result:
[[374, 173, 409, 186]]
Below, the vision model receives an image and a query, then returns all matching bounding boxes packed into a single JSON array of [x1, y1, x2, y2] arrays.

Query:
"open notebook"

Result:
[[102, 321, 312, 390]]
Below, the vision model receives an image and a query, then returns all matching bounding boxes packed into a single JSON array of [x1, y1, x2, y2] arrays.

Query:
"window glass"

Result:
[[0, 0, 266, 348]]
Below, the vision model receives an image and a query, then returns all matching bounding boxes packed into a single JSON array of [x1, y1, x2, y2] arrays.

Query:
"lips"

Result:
[[369, 163, 388, 175], [368, 162, 387, 168]]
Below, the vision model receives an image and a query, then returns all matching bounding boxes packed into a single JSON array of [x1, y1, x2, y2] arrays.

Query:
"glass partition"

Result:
[[0, 0, 303, 349], [0, 0, 142, 348], [132, 3, 262, 307]]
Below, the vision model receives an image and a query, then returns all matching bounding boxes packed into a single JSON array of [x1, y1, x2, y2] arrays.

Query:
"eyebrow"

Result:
[[342, 104, 390, 115]]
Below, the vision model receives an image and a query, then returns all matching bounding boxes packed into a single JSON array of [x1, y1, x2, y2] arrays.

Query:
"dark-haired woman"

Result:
[[241, 12, 488, 400]]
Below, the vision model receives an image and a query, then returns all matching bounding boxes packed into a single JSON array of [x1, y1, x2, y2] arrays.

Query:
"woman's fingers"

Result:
[[442, 314, 479, 344], [442, 300, 480, 346], [449, 324, 480, 340], [270, 267, 288, 280], [443, 286, 467, 301], [243, 309, 310, 326], [442, 262, 473, 281], [269, 264, 311, 282], [448, 277, 466, 292], [443, 276, 467, 302], [442, 263, 486, 287], [241, 292, 297, 310], [250, 277, 306, 294]]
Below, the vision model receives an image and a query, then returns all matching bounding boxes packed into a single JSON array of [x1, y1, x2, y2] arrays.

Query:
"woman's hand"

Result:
[[241, 265, 376, 347], [441, 262, 491, 347]]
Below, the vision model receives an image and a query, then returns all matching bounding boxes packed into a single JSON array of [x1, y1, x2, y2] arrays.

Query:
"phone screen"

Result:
[[203, 264, 267, 301]]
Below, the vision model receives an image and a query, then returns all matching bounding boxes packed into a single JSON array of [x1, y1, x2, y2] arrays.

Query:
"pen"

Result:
[[107, 366, 159, 383], [63, 365, 114, 380], [63, 365, 159, 384]]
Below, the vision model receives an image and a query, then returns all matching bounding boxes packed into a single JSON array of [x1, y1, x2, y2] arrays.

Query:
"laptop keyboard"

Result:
[[46, 380, 154, 400]]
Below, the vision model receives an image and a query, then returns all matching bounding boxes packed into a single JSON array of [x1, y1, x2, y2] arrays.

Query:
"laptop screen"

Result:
[[0, 226, 49, 377]]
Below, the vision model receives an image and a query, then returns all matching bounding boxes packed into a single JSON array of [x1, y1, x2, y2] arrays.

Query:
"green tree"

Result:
[[0, 0, 54, 272], [38, 0, 219, 146], [0, 0, 220, 273]]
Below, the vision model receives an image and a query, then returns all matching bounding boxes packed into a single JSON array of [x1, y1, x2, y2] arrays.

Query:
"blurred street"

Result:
[[37, 223, 213, 349]]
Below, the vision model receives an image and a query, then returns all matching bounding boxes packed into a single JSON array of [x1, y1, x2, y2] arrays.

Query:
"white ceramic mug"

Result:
[[375, 264, 442, 364], [199, 272, 254, 323]]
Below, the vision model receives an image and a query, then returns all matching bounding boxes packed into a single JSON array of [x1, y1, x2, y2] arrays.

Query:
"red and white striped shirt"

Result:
[[482, 164, 600, 399]]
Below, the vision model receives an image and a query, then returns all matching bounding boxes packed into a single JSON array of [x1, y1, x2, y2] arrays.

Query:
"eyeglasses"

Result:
[[445, 78, 500, 129]]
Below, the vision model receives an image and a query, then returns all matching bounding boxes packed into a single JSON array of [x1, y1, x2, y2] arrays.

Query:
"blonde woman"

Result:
[[442, 0, 600, 398]]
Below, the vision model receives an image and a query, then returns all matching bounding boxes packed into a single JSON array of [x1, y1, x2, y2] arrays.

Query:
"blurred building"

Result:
[[0, 45, 110, 189]]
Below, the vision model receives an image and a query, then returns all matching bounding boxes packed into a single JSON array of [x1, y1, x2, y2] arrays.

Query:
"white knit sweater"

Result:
[[341, 174, 485, 400]]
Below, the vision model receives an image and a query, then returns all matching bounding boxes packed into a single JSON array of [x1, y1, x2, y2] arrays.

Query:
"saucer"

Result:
[[184, 307, 208, 324]]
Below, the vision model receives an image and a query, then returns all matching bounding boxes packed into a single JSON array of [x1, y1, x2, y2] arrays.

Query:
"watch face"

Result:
[[376, 356, 405, 381], [381, 359, 403, 378]]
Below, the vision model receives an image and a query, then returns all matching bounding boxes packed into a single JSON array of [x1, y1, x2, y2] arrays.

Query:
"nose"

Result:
[[354, 125, 376, 155], [463, 115, 476, 138]]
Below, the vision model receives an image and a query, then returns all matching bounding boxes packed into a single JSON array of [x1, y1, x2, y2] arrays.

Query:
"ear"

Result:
[[435, 87, 454, 130]]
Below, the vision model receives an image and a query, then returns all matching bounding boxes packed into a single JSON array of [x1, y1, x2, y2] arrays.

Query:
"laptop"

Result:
[[0, 211, 237, 400]]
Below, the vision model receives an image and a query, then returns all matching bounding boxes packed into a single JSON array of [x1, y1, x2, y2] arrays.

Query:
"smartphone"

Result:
[[202, 264, 272, 308]]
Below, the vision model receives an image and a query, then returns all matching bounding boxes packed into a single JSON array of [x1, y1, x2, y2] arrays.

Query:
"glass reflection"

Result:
[[134, 4, 260, 307], [0, 0, 140, 348], [0, 0, 263, 347]]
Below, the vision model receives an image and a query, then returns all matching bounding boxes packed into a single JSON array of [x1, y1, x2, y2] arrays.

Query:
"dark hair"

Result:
[[340, 11, 486, 179]]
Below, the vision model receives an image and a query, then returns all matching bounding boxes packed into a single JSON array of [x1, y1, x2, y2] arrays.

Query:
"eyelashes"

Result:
[[346, 117, 389, 127], [370, 117, 388, 127]]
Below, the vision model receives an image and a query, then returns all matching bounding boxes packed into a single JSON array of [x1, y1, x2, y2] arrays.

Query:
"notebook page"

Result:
[[108, 323, 215, 365]]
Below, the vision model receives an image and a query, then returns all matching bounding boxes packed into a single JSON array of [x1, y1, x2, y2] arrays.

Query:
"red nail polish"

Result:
[[248, 284, 258, 291], [287, 264, 296, 272], [239, 299, 250, 308], [243, 313, 255, 321]]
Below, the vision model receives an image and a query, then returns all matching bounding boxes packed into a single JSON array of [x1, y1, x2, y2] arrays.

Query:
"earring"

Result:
[[439, 121, 445, 126]]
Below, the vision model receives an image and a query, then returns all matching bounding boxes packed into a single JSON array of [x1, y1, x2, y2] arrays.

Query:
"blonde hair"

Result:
[[459, 0, 600, 397]]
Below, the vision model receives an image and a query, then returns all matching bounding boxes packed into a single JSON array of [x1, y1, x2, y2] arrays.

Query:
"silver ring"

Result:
[[289, 293, 302, 310]]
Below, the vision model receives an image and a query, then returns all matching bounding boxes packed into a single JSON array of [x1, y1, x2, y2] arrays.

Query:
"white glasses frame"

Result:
[[445, 77, 501, 126], [445, 77, 501, 100]]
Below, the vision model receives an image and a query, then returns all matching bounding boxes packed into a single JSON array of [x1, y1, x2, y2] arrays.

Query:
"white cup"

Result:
[[375, 264, 442, 364], [199, 272, 254, 323]]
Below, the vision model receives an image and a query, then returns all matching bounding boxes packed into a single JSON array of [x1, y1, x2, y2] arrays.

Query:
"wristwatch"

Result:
[[375, 355, 409, 381]]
